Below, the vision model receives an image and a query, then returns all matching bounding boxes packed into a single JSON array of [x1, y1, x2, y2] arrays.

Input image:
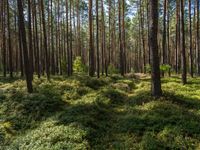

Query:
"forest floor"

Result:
[[1, 74, 200, 149]]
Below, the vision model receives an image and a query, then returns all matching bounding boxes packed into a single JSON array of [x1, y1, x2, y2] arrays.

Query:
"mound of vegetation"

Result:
[[0, 76, 200, 149]]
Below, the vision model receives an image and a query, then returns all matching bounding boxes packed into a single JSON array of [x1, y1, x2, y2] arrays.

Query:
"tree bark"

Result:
[[17, 0, 33, 93], [189, 0, 193, 77], [181, 0, 187, 84], [41, 0, 50, 80], [89, 0, 95, 76], [149, 0, 162, 97]]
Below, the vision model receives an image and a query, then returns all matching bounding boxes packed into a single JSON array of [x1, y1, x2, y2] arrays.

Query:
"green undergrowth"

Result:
[[0, 74, 200, 149]]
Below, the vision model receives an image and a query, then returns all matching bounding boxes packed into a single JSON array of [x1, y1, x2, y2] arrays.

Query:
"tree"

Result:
[[197, 0, 200, 75], [176, 0, 180, 74], [96, 0, 100, 78], [89, 0, 95, 76], [2, 0, 6, 77], [28, 0, 33, 80], [41, 0, 50, 80], [119, 0, 124, 76], [149, 0, 162, 97], [122, 0, 126, 74], [7, 0, 13, 78], [162, 0, 167, 76], [33, 0, 40, 78], [17, 0, 33, 93], [188, 0, 193, 77], [181, 0, 187, 84]]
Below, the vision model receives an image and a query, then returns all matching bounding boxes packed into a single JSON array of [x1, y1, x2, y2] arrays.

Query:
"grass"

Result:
[[0, 74, 200, 149]]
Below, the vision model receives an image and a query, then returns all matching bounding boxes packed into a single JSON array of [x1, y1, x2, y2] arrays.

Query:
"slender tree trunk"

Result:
[[181, 0, 187, 84], [162, 0, 167, 77], [70, 0, 73, 75], [89, 0, 95, 76], [7, 0, 13, 78], [41, 0, 50, 80], [2, 0, 6, 77], [51, 0, 55, 75], [147, 0, 151, 65], [96, 0, 100, 78], [149, 0, 162, 97], [176, 0, 180, 74], [197, 0, 200, 75], [122, 0, 126, 74], [28, 0, 33, 80], [119, 0, 124, 76], [189, 0, 193, 77], [167, 0, 171, 76], [17, 0, 33, 93], [33, 0, 40, 78]]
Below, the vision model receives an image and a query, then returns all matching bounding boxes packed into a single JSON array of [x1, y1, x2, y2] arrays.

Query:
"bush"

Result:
[[108, 64, 119, 74], [112, 79, 135, 92], [8, 120, 89, 150], [145, 64, 171, 74], [101, 88, 127, 104], [73, 57, 87, 73], [84, 78, 106, 90], [160, 64, 171, 73], [145, 64, 152, 73]]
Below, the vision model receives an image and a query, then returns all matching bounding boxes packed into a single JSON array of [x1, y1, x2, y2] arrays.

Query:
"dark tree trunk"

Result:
[[189, 0, 193, 77], [41, 0, 50, 80], [176, 0, 180, 74], [119, 0, 124, 76], [89, 0, 95, 76], [28, 0, 33, 80], [7, 0, 13, 78], [2, 0, 6, 77], [181, 0, 187, 84], [162, 0, 167, 76], [33, 0, 40, 78], [149, 0, 162, 97], [197, 0, 200, 75], [17, 0, 33, 93], [96, 0, 100, 78]]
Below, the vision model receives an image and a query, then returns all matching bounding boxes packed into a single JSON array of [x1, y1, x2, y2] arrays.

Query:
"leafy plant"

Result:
[[145, 64, 171, 74], [73, 57, 87, 73], [160, 64, 171, 73], [108, 64, 119, 74], [145, 64, 152, 73]]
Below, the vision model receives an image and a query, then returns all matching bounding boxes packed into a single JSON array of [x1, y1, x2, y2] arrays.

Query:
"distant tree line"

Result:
[[0, 0, 199, 96]]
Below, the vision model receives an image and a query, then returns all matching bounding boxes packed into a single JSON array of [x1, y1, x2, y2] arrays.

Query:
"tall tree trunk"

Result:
[[17, 0, 33, 93], [149, 0, 162, 97], [66, 0, 71, 76], [167, 0, 171, 76], [197, 0, 200, 75], [122, 0, 126, 74], [41, 0, 50, 80], [70, 0, 73, 75], [147, 0, 151, 65], [119, 0, 124, 76], [96, 0, 100, 78], [7, 0, 13, 78], [28, 0, 33, 80], [189, 0, 193, 77], [176, 0, 180, 74], [162, 0, 167, 76], [89, 0, 95, 76], [181, 0, 187, 84], [2, 0, 6, 77], [33, 0, 40, 78], [51, 0, 55, 75]]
